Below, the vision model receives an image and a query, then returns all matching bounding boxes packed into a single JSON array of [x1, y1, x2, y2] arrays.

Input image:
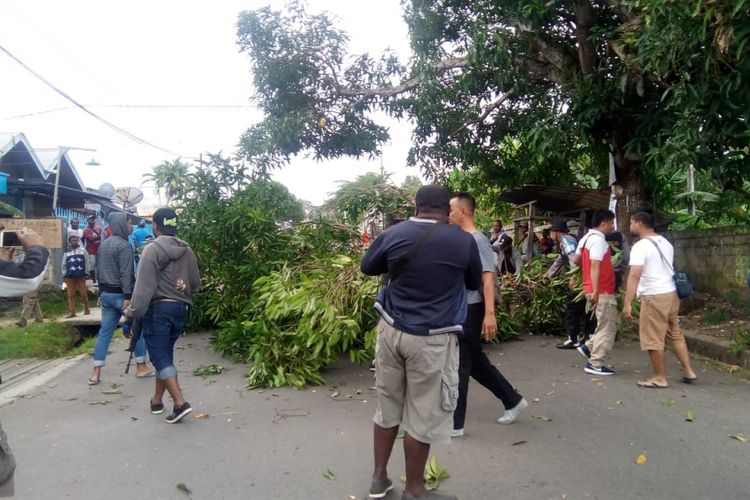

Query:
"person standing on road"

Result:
[[622, 212, 697, 388], [82, 215, 102, 284], [449, 192, 527, 437], [360, 185, 482, 500], [125, 208, 201, 424], [61, 234, 90, 318], [88, 212, 153, 386], [544, 219, 596, 349], [0, 228, 49, 497], [571, 210, 619, 376]]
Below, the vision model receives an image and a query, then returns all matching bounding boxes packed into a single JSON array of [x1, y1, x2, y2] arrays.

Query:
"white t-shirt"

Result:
[[629, 235, 676, 297], [575, 229, 608, 261]]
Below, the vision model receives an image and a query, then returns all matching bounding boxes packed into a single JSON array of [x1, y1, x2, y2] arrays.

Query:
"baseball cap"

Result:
[[549, 219, 569, 233], [415, 184, 450, 209], [152, 207, 178, 236]]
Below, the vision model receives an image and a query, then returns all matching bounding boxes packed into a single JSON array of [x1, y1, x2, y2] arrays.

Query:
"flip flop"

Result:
[[135, 370, 156, 378], [637, 380, 668, 389], [87, 378, 100, 386], [681, 376, 697, 384]]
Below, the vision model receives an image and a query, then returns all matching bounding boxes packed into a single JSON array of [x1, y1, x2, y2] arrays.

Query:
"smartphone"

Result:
[[0, 230, 22, 247]]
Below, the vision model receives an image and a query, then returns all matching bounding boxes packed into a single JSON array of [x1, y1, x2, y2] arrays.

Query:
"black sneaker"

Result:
[[165, 402, 192, 424], [577, 344, 591, 359], [369, 477, 393, 498], [556, 339, 579, 349], [150, 400, 165, 415]]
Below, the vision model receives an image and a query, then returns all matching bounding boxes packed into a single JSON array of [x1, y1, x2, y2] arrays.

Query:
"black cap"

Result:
[[549, 219, 569, 233], [415, 184, 450, 210], [152, 207, 178, 236]]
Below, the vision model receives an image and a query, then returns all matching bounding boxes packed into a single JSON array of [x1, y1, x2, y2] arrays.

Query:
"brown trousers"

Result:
[[20, 292, 44, 322], [64, 277, 89, 315]]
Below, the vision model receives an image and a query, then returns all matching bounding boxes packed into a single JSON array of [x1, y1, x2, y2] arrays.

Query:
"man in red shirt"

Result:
[[572, 210, 619, 375], [82, 215, 102, 283]]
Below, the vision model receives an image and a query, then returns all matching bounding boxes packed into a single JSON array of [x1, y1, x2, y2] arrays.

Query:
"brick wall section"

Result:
[[667, 227, 750, 298]]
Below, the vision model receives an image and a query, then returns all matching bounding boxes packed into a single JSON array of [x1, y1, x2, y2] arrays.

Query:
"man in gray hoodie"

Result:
[[88, 212, 153, 385], [126, 207, 201, 424]]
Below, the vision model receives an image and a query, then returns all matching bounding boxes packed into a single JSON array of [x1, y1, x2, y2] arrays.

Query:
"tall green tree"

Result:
[[142, 158, 192, 204], [324, 171, 413, 226], [236, 0, 750, 225]]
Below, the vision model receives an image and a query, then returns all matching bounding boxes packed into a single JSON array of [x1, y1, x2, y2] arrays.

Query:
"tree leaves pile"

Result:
[[214, 255, 378, 388], [496, 255, 571, 339]]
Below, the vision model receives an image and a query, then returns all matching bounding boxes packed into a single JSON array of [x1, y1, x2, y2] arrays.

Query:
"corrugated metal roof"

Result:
[[499, 185, 610, 214]]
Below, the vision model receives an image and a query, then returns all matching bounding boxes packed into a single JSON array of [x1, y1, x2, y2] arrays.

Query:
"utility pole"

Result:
[[52, 146, 97, 213], [687, 164, 696, 215]]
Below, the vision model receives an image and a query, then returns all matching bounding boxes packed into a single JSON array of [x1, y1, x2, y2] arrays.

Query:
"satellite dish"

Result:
[[115, 187, 144, 206], [98, 183, 115, 199]]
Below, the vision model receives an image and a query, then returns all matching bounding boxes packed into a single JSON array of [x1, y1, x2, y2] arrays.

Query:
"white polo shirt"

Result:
[[629, 235, 676, 297]]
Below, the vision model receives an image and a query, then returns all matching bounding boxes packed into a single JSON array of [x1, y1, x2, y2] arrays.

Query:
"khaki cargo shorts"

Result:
[[639, 291, 683, 351], [373, 319, 459, 444]]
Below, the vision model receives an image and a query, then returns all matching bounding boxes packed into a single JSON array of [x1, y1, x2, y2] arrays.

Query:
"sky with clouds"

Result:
[[0, 0, 420, 209]]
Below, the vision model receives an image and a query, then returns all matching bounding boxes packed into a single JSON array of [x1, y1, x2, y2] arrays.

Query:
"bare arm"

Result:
[[589, 259, 601, 306], [481, 271, 497, 340], [622, 265, 643, 319]]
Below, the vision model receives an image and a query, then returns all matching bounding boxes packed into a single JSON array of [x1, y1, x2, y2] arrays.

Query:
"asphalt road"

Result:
[[0, 333, 748, 500]]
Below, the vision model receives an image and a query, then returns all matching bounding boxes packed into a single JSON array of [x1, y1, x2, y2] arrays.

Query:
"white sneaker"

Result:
[[450, 428, 464, 438], [496, 398, 528, 425]]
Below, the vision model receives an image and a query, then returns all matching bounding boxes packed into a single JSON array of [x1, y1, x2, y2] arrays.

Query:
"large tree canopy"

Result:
[[236, 0, 750, 222]]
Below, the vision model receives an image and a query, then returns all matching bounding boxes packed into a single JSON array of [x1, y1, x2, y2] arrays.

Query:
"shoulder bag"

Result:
[[646, 237, 693, 299]]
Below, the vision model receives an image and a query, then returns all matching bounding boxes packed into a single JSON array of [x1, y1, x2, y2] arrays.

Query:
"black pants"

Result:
[[454, 302, 523, 430], [564, 289, 597, 343]]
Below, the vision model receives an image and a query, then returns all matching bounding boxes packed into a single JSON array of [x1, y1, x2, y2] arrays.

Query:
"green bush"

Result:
[[729, 330, 750, 357]]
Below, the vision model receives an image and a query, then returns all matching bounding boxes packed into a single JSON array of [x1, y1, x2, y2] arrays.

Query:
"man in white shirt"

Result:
[[622, 212, 697, 388], [571, 210, 619, 375]]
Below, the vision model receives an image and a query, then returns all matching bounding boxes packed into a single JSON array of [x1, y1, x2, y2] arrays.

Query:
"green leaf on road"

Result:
[[192, 364, 224, 377], [176, 483, 191, 496], [661, 398, 676, 407], [686, 410, 695, 422], [323, 469, 336, 480], [532, 414, 551, 422], [102, 389, 122, 395]]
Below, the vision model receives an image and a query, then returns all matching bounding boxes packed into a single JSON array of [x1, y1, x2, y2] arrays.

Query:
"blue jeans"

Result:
[[93, 292, 147, 366], [142, 301, 187, 380]]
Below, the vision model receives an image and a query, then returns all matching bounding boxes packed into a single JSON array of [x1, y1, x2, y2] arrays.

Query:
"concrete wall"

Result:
[[668, 227, 750, 298]]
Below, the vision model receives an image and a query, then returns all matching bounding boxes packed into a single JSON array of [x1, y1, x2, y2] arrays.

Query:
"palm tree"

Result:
[[142, 158, 191, 204]]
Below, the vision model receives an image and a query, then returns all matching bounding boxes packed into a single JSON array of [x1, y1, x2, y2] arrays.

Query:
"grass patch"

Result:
[[0, 322, 81, 359], [701, 308, 729, 326], [0, 291, 82, 321]]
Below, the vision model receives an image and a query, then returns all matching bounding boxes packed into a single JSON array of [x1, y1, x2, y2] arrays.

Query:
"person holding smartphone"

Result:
[[0, 227, 50, 497]]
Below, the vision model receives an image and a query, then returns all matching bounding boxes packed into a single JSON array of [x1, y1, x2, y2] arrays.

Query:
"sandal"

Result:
[[637, 380, 668, 389], [87, 378, 100, 386], [681, 376, 697, 384]]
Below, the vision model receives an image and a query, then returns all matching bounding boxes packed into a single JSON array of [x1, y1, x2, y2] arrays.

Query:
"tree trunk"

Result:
[[610, 142, 648, 235], [612, 172, 647, 232]]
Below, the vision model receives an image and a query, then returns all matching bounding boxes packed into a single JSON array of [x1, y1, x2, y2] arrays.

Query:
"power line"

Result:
[[0, 0, 115, 93], [0, 104, 257, 121], [0, 43, 198, 160]]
